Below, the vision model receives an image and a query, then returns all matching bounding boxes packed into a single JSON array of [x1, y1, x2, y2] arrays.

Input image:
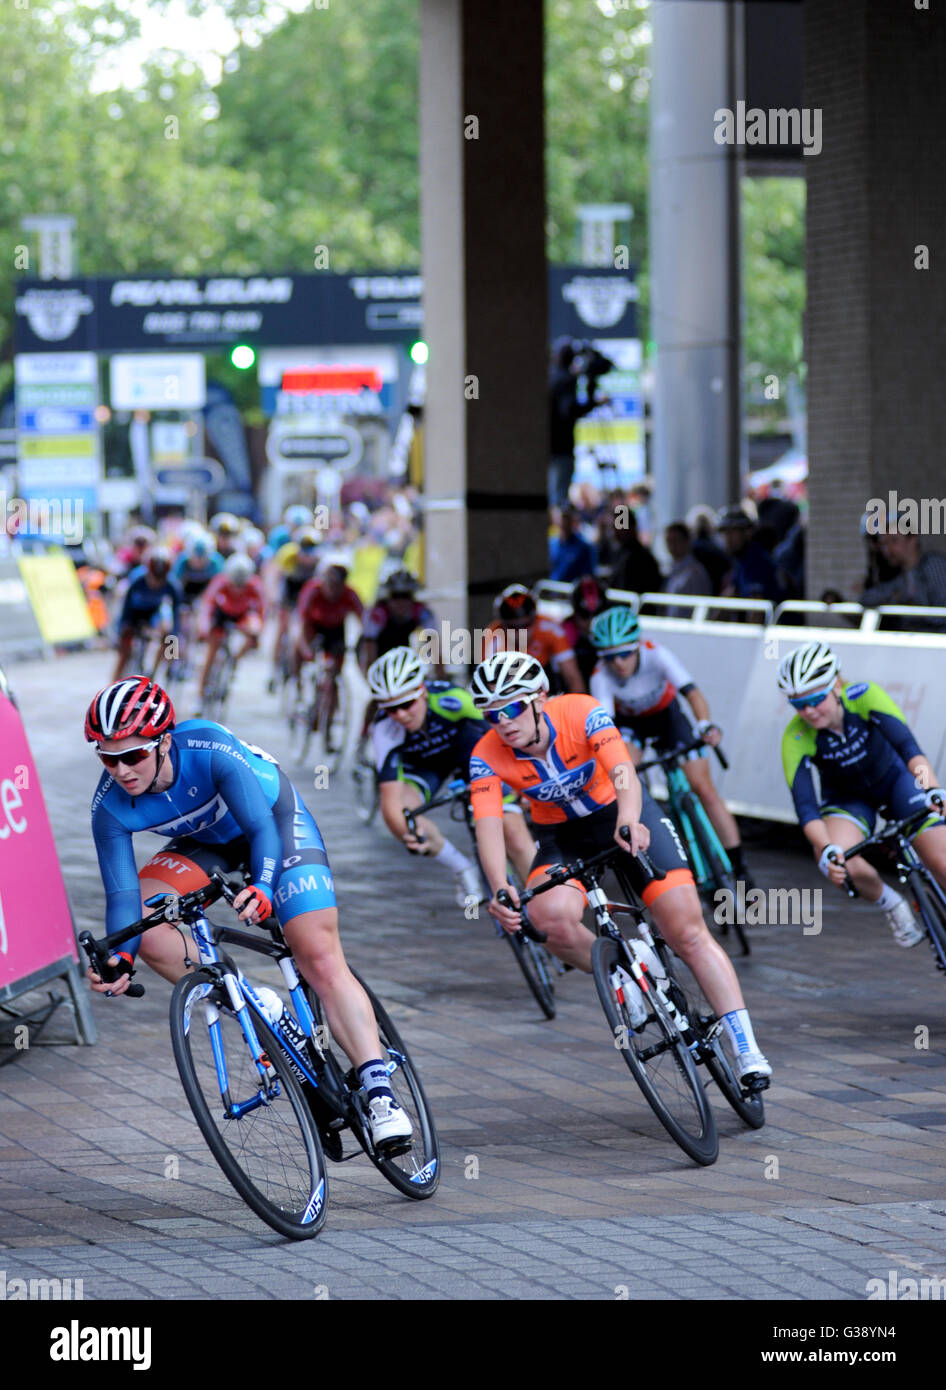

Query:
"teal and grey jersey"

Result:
[[372, 682, 485, 784], [781, 680, 924, 826]]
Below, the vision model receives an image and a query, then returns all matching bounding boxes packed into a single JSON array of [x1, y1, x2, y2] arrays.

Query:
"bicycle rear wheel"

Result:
[[204, 647, 235, 723], [591, 936, 718, 1164], [303, 971, 440, 1198], [654, 942, 765, 1129], [685, 796, 750, 957], [352, 753, 380, 825], [169, 970, 328, 1238], [910, 873, 946, 974], [506, 931, 557, 1020]]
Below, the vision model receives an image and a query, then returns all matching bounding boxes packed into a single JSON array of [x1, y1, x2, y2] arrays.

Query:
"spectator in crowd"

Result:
[[548, 338, 605, 508], [549, 505, 598, 582], [860, 512, 902, 591], [756, 477, 800, 543], [663, 521, 713, 603], [608, 506, 662, 596], [685, 504, 731, 596], [627, 478, 655, 545], [595, 489, 629, 573], [716, 504, 782, 603], [861, 525, 946, 630], [772, 518, 806, 599]]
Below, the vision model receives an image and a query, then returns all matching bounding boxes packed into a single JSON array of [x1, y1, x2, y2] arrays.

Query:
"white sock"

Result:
[[722, 1008, 762, 1057], [871, 884, 904, 912], [433, 840, 473, 875]]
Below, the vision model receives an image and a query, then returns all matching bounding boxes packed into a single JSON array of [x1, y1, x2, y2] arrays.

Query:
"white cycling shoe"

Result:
[[454, 864, 484, 909], [736, 1051, 772, 1089], [886, 899, 924, 948], [366, 1095, 413, 1153]]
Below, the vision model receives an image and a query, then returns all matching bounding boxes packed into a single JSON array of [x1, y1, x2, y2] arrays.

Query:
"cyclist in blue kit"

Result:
[[83, 675, 412, 1150]]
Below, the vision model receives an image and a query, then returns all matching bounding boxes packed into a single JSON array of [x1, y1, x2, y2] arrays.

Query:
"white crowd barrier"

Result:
[[534, 587, 946, 824]]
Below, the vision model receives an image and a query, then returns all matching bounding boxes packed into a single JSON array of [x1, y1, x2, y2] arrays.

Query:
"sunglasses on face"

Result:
[[603, 648, 639, 664], [97, 739, 160, 769], [483, 698, 535, 725], [383, 694, 421, 714], [790, 688, 832, 710]]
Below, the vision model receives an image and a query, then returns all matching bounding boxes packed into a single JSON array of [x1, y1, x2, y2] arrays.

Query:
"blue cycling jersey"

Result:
[[91, 720, 330, 944], [119, 567, 182, 628]]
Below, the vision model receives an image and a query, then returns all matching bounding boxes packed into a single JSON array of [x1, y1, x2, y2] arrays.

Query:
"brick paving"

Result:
[[2, 650, 946, 1299]]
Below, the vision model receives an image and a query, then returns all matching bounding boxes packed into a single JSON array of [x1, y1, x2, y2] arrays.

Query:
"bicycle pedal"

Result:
[[375, 1136, 413, 1159], [742, 1073, 770, 1095], [319, 1128, 344, 1162]]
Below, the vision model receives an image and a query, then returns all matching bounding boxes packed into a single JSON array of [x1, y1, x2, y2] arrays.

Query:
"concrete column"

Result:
[[649, 0, 742, 527], [804, 0, 946, 599], [419, 0, 548, 649]]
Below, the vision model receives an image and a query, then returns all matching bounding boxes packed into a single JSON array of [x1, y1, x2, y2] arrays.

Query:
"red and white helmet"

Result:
[[84, 677, 175, 744]]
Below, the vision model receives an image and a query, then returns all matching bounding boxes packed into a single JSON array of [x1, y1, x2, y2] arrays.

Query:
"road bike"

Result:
[[288, 645, 350, 774], [79, 874, 439, 1239], [635, 737, 750, 956], [507, 835, 766, 1164], [834, 806, 946, 975], [201, 624, 240, 723], [404, 778, 563, 1019], [351, 736, 380, 825]]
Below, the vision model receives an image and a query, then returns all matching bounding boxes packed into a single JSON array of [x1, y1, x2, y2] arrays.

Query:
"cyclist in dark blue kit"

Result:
[[84, 675, 412, 1150], [112, 547, 182, 683]]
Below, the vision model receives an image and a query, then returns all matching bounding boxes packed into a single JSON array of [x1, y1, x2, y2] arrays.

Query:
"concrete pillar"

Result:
[[419, 0, 548, 650], [804, 0, 946, 599], [649, 0, 742, 527]]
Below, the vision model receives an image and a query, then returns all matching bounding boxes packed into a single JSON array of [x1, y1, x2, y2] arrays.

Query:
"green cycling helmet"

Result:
[[590, 606, 640, 652]]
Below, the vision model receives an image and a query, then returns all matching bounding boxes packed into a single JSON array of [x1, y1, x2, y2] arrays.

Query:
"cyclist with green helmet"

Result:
[[588, 605, 752, 886]]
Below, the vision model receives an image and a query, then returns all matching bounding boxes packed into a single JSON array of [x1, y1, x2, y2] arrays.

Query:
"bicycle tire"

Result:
[[591, 935, 718, 1164], [288, 673, 315, 767], [310, 663, 349, 775], [203, 647, 235, 724], [909, 873, 946, 974], [684, 796, 750, 957], [654, 941, 765, 1129], [506, 930, 557, 1019], [303, 970, 440, 1198], [169, 970, 329, 1239], [352, 757, 380, 825]]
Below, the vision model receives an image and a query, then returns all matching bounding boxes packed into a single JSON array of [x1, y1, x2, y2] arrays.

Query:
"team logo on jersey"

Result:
[[528, 761, 596, 802], [437, 695, 462, 712], [151, 794, 228, 838], [584, 706, 615, 736], [844, 682, 869, 699], [187, 786, 198, 797], [469, 757, 493, 781]]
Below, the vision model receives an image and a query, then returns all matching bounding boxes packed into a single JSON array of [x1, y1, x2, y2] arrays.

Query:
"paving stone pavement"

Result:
[[2, 651, 946, 1301]]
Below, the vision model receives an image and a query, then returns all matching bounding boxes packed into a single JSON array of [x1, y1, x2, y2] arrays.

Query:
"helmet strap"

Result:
[[528, 703, 542, 747], [140, 740, 170, 798]]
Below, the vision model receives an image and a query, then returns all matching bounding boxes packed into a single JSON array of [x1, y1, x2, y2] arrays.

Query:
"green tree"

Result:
[[741, 176, 806, 410]]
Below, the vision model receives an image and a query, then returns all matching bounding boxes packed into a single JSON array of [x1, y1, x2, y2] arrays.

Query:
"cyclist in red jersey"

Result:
[[197, 553, 264, 709], [293, 557, 363, 731], [468, 651, 772, 1089]]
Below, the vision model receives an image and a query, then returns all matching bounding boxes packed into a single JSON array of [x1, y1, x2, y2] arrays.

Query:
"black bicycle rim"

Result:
[[506, 932, 556, 1019]]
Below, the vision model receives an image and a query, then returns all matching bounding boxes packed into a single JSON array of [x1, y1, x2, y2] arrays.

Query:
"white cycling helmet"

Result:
[[368, 647, 425, 706], [776, 641, 840, 698], [224, 552, 256, 585], [470, 652, 549, 708]]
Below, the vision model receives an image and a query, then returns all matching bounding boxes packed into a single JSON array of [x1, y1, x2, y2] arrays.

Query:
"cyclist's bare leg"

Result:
[[271, 607, 290, 674], [911, 821, 946, 894], [684, 756, 741, 850], [501, 808, 535, 882], [524, 877, 596, 971], [111, 628, 135, 683], [135, 878, 203, 981], [650, 882, 743, 1014], [282, 907, 385, 1067], [823, 814, 885, 899]]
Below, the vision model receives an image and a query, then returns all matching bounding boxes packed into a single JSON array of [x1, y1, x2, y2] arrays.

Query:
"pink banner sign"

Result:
[[0, 690, 77, 990]]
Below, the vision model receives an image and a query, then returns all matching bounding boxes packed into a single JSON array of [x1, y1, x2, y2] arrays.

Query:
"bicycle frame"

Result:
[[841, 811, 946, 971], [637, 744, 732, 892]]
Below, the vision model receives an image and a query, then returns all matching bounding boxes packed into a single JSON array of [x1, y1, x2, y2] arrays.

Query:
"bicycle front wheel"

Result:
[[591, 937, 718, 1165], [169, 970, 328, 1239], [304, 971, 440, 1198], [685, 798, 750, 957]]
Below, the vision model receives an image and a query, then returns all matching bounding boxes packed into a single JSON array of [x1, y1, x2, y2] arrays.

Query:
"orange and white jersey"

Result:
[[469, 694, 632, 825], [590, 639, 694, 719], [480, 615, 575, 671]]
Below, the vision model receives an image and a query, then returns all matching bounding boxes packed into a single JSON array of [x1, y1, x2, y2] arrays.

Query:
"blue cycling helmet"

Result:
[[590, 606, 640, 652]]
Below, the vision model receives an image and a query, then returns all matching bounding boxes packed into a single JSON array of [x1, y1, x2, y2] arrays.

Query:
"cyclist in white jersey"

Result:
[[589, 606, 752, 886]]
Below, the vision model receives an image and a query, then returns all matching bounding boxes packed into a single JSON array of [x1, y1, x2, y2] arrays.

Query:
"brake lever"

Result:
[[495, 888, 548, 943], [78, 931, 146, 998]]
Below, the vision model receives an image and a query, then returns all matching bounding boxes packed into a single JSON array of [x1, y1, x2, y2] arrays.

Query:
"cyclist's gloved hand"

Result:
[[696, 719, 721, 745], [87, 951, 134, 997], [234, 884, 273, 924], [818, 844, 844, 880], [924, 787, 946, 813]]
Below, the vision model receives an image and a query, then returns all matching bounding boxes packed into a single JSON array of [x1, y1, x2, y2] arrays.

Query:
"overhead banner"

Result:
[[14, 267, 638, 354]]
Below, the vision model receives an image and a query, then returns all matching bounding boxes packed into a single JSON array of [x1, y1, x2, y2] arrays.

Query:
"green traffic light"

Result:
[[231, 344, 256, 369], [410, 340, 429, 366]]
